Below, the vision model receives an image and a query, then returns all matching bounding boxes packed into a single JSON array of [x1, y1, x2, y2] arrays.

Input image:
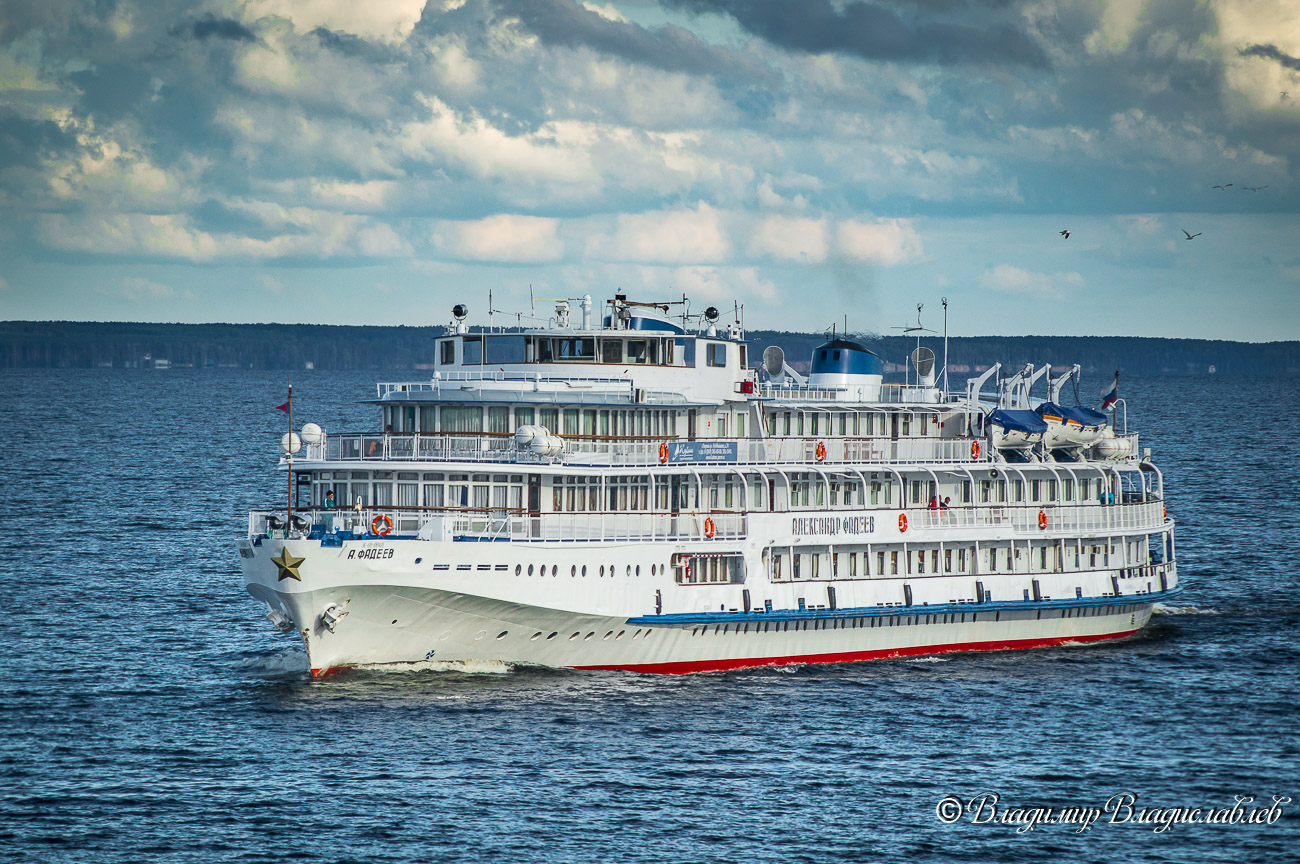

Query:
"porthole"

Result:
[[568, 632, 579, 641], [603, 631, 613, 640], [632, 629, 641, 638], [414, 558, 423, 565], [581, 565, 587, 577], [496, 631, 508, 640], [626, 565, 631, 576], [599, 565, 605, 577], [547, 632, 558, 640], [571, 565, 577, 577], [584, 632, 595, 640], [391, 619, 398, 625], [616, 630, 625, 639], [651, 564, 656, 576], [515, 564, 522, 575], [552, 565, 558, 577], [635, 565, 640, 577], [530, 632, 542, 641], [528, 564, 534, 576], [474, 630, 487, 641]]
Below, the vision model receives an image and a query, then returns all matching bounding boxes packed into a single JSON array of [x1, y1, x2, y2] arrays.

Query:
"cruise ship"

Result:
[[238, 295, 1179, 676]]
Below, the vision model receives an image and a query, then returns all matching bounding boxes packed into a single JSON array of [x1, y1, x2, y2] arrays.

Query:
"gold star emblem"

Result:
[[271, 548, 305, 582]]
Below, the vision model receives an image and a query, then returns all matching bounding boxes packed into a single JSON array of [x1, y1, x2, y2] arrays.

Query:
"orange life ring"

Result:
[[659, 442, 669, 464], [815, 441, 827, 462], [372, 514, 393, 536], [1037, 510, 1047, 531], [971, 440, 981, 459], [703, 517, 716, 539], [898, 513, 908, 533]]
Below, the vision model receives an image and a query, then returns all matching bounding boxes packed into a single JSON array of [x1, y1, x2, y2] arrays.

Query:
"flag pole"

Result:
[[287, 381, 294, 529]]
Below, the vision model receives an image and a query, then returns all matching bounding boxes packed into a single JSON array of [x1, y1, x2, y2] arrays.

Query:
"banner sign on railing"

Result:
[[669, 441, 739, 463]]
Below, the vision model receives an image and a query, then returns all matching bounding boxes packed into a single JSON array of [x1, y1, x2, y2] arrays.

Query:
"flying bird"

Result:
[[1181, 229, 1201, 240], [1243, 185, 1269, 192], [1059, 229, 1070, 239], [1212, 184, 1233, 190]]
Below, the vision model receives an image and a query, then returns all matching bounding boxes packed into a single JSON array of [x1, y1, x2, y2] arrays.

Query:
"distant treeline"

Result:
[[1, 321, 1296, 377]]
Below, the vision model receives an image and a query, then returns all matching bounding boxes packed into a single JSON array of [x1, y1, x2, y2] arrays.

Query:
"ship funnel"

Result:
[[911, 346, 936, 385]]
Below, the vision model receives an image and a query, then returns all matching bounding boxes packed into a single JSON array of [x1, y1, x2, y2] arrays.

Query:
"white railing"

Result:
[[303, 432, 1006, 467], [248, 507, 746, 544], [906, 500, 1166, 535]]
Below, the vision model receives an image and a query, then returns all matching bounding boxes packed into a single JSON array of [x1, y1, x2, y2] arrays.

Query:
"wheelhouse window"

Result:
[[706, 343, 727, 367], [439, 340, 455, 365], [462, 337, 482, 364]]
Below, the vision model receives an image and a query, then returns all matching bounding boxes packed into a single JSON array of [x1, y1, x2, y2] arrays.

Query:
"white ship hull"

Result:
[[240, 528, 1173, 676]]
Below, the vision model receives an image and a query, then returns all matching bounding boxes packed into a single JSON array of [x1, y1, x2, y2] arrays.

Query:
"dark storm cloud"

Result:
[[667, 0, 1047, 67], [185, 16, 259, 43], [495, 0, 771, 79], [1240, 44, 1300, 72]]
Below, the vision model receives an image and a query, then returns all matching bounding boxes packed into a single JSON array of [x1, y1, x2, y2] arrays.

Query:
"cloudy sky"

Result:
[[1, 0, 1297, 339]]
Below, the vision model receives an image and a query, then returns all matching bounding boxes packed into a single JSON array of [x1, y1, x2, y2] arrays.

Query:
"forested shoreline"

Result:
[[2, 321, 1296, 376]]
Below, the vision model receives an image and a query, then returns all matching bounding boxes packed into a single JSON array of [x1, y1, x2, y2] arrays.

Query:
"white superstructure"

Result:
[[239, 296, 1179, 676]]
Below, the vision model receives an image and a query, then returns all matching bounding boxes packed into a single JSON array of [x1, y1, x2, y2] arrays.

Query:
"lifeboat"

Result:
[[988, 409, 1047, 451], [1035, 402, 1108, 449]]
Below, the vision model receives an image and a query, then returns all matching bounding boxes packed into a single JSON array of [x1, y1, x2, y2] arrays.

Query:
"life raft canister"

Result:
[[1037, 510, 1047, 531], [703, 517, 716, 539], [372, 514, 393, 536], [971, 440, 981, 459], [898, 513, 908, 532], [815, 441, 827, 462], [659, 442, 669, 464]]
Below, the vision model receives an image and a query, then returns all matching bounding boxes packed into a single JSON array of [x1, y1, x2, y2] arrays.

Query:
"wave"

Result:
[[237, 649, 309, 677], [353, 658, 515, 676], [1153, 603, 1220, 616]]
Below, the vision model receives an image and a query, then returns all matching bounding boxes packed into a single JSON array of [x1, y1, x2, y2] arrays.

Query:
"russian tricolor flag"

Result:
[[1100, 374, 1118, 410]]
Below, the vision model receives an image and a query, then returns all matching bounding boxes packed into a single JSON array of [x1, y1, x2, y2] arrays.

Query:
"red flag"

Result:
[[275, 402, 289, 413]]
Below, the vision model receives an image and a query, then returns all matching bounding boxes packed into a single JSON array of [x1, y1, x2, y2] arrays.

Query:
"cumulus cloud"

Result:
[[667, 0, 1048, 67], [114, 277, 195, 302], [241, 0, 428, 43], [586, 202, 731, 263], [835, 218, 923, 266], [978, 265, 1083, 300], [432, 214, 564, 262], [748, 215, 827, 263]]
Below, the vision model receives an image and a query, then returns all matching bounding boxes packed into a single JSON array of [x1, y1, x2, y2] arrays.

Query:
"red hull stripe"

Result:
[[572, 629, 1141, 675], [309, 629, 1141, 678]]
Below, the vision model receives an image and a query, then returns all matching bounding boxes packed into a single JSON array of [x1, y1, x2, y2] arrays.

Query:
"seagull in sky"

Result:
[[1059, 229, 1070, 239], [1181, 229, 1201, 240], [1212, 184, 1232, 190], [1243, 185, 1269, 192]]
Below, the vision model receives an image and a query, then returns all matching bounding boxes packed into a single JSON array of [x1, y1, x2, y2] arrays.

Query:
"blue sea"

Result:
[[1, 369, 1296, 863]]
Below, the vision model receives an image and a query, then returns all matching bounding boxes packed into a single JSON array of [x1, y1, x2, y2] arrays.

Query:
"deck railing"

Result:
[[249, 498, 1165, 545], [300, 431, 1141, 468]]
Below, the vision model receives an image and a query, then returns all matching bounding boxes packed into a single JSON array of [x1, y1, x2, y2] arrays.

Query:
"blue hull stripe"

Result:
[[628, 586, 1182, 626]]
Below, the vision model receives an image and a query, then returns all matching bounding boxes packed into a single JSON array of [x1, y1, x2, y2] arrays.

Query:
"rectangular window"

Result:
[[488, 406, 510, 435], [877, 551, 885, 576], [439, 340, 455, 365], [707, 343, 727, 367], [514, 407, 534, 426], [601, 340, 623, 363], [440, 405, 483, 434], [539, 408, 559, 433], [462, 337, 482, 364]]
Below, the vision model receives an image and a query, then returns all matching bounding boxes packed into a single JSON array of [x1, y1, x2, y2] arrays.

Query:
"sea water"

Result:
[[0, 369, 1296, 862]]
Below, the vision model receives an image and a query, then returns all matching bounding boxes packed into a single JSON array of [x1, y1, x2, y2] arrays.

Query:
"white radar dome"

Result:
[[300, 422, 323, 445], [281, 432, 302, 454]]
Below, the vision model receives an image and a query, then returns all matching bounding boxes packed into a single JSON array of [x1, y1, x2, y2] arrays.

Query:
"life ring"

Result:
[[898, 513, 908, 533], [703, 517, 716, 539], [971, 440, 981, 459], [372, 514, 393, 536], [659, 442, 669, 464], [815, 441, 827, 462], [1037, 510, 1047, 531]]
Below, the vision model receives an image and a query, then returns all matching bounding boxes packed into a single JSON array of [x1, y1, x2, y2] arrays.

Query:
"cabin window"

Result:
[[488, 406, 510, 435], [838, 414, 847, 436], [515, 407, 534, 426], [440, 405, 482, 434], [900, 415, 911, 436], [707, 343, 727, 367], [601, 340, 623, 363], [920, 415, 929, 435], [890, 551, 899, 575], [462, 337, 482, 364], [484, 336, 526, 364], [419, 406, 436, 431], [539, 408, 559, 434], [439, 340, 455, 365], [1012, 479, 1025, 501], [783, 412, 792, 436], [1064, 479, 1075, 500], [772, 553, 783, 581], [1031, 480, 1042, 502], [627, 340, 647, 363]]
